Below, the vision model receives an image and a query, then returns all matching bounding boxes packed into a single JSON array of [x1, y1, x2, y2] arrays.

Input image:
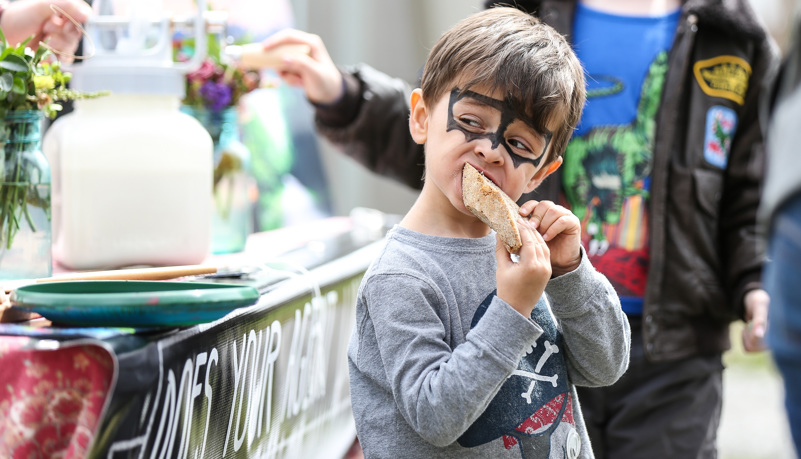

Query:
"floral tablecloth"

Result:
[[0, 336, 116, 458]]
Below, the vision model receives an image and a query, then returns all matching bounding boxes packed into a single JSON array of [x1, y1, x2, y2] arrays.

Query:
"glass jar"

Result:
[[183, 106, 255, 254], [0, 110, 51, 279]]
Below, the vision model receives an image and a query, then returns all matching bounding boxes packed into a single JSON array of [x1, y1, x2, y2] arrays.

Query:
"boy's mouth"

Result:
[[467, 164, 500, 189]]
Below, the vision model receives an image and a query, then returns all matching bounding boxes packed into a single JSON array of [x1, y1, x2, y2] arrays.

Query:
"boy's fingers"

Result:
[[518, 200, 540, 217], [517, 219, 548, 256], [532, 205, 578, 240], [525, 200, 556, 229], [540, 214, 574, 241]]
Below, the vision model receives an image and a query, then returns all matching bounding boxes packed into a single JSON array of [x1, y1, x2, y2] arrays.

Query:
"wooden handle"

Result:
[[35, 265, 218, 283]]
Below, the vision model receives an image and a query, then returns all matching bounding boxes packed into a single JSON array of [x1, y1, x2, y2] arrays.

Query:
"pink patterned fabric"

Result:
[[0, 336, 115, 458]]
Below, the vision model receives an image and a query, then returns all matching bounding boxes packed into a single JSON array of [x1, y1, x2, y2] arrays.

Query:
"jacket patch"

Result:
[[693, 55, 751, 105], [704, 106, 737, 169]]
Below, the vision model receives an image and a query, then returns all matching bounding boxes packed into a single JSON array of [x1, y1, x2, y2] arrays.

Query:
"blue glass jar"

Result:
[[0, 110, 51, 279], [183, 106, 254, 254]]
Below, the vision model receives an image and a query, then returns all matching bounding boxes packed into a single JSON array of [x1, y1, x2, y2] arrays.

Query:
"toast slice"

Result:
[[462, 163, 523, 253]]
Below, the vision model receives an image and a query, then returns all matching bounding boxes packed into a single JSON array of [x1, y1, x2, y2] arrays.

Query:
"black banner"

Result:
[[92, 264, 367, 458]]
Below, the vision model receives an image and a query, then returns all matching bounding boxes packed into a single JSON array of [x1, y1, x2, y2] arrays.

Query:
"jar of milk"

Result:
[[42, 0, 213, 269]]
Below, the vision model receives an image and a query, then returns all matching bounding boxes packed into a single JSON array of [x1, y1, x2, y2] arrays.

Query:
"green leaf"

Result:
[[11, 76, 26, 94], [0, 54, 29, 73], [0, 73, 11, 91], [0, 28, 5, 52], [33, 45, 49, 66]]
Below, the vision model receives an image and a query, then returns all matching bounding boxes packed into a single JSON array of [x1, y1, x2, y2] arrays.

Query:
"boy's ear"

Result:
[[409, 88, 428, 145], [524, 156, 562, 193]]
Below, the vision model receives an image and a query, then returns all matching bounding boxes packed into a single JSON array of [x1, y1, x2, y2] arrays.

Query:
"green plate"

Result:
[[10, 280, 260, 328]]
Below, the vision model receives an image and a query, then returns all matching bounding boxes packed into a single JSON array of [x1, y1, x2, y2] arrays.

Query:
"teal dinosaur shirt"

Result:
[[562, 4, 679, 314]]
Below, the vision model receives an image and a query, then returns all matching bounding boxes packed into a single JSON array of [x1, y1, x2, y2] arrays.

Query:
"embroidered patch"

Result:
[[704, 105, 737, 169], [694, 55, 751, 105]]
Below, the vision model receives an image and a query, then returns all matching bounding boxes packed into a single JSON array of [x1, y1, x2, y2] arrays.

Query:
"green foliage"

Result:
[[0, 28, 106, 119], [0, 27, 109, 254]]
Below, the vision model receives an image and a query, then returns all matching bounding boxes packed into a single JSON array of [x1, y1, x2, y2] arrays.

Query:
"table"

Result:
[[0, 215, 391, 458]]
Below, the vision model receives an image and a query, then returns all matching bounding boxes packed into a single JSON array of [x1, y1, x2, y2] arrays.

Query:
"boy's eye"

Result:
[[507, 138, 531, 153], [458, 116, 483, 130], [508, 137, 546, 161]]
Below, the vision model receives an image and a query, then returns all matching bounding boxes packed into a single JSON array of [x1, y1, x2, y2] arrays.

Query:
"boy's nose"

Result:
[[473, 137, 506, 165]]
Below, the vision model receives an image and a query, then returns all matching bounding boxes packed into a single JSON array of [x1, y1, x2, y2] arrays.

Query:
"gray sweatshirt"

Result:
[[348, 226, 630, 458]]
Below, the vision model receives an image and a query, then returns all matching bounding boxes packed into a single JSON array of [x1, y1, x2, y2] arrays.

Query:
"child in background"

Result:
[[346, 8, 630, 458]]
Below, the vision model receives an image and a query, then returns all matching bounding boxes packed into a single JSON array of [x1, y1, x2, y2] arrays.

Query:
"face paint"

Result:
[[446, 87, 552, 169]]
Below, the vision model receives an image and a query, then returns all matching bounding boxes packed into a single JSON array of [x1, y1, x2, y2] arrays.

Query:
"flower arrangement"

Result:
[[0, 31, 104, 119], [182, 57, 261, 112], [0, 29, 106, 254]]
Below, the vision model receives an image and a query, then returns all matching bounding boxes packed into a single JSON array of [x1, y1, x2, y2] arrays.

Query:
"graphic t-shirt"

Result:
[[562, 4, 679, 314]]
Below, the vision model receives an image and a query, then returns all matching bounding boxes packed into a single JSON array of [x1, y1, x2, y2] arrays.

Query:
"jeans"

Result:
[[765, 193, 801, 456]]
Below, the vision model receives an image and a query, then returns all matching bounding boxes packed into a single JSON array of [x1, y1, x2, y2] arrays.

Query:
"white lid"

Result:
[[69, 1, 206, 97], [71, 66, 186, 97]]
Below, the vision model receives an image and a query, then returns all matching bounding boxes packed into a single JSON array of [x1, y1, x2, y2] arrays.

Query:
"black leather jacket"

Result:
[[314, 0, 780, 361]]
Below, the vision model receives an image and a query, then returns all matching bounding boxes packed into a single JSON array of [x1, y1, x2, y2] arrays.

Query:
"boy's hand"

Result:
[[261, 29, 344, 105], [497, 219, 551, 317], [519, 200, 582, 277]]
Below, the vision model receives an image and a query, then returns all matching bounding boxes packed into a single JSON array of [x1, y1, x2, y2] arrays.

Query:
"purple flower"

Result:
[[200, 81, 233, 111]]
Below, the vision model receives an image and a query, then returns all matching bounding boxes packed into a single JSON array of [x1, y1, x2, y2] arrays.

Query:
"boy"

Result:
[[347, 8, 630, 458]]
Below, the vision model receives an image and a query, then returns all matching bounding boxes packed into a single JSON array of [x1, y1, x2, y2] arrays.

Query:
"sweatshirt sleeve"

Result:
[[545, 248, 631, 387], [358, 271, 543, 447], [313, 64, 426, 190]]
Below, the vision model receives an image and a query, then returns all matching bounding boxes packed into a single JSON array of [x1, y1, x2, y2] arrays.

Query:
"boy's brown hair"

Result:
[[420, 6, 586, 165]]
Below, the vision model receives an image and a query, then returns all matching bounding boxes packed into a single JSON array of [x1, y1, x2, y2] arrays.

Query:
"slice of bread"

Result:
[[462, 163, 523, 253]]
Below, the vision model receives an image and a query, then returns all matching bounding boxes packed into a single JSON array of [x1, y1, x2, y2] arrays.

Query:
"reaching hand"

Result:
[[1, 0, 92, 63], [519, 200, 582, 277], [261, 29, 345, 105], [496, 218, 551, 317]]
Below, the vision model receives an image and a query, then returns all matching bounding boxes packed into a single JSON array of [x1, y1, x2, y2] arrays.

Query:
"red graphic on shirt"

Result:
[[502, 392, 575, 449], [589, 246, 649, 297]]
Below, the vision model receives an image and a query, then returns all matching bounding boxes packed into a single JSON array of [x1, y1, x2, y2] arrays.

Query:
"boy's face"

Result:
[[410, 84, 561, 216]]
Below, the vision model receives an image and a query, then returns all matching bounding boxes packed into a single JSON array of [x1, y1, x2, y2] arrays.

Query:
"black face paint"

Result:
[[446, 87, 552, 169]]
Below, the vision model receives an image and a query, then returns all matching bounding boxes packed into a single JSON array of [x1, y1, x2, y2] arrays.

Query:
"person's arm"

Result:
[[262, 28, 426, 190], [545, 247, 631, 387], [314, 64, 426, 190], [361, 273, 542, 447], [514, 199, 629, 385]]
